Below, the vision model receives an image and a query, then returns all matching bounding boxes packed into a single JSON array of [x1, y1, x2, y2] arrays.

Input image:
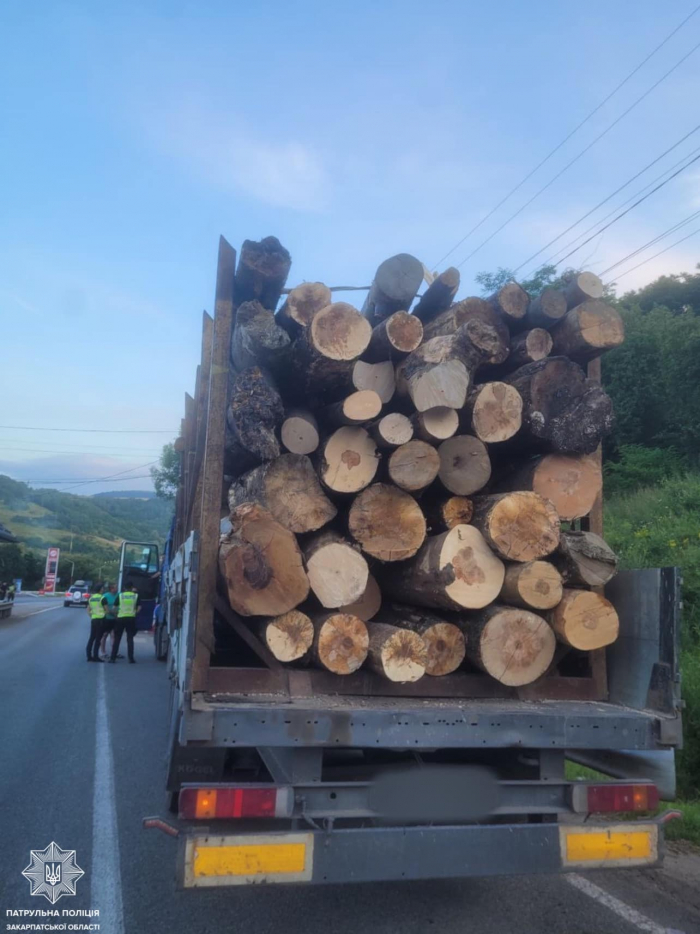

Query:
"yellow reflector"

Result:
[[561, 825, 657, 868], [183, 834, 314, 887]]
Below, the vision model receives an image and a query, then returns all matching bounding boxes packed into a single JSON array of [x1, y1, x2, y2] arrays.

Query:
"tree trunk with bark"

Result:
[[411, 267, 460, 323], [499, 560, 563, 610], [231, 300, 291, 373], [362, 253, 424, 326], [366, 622, 427, 682], [488, 282, 530, 328], [549, 588, 619, 649], [293, 302, 373, 401], [348, 483, 427, 561], [463, 606, 556, 686], [277, 282, 331, 335], [395, 334, 471, 411], [423, 298, 510, 364], [521, 288, 567, 330], [234, 236, 292, 309], [554, 531, 618, 587], [564, 271, 604, 309], [364, 311, 423, 361], [471, 492, 560, 562], [550, 301, 624, 363], [226, 367, 284, 473], [303, 531, 370, 609]]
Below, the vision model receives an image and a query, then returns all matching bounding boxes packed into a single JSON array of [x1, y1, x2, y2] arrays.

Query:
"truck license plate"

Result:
[[560, 824, 657, 868], [182, 833, 314, 887]]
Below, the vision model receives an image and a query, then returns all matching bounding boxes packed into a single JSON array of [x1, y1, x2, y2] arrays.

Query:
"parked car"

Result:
[[64, 585, 90, 608]]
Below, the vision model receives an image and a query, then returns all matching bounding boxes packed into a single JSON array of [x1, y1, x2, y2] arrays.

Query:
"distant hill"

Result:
[[93, 490, 157, 500], [0, 474, 173, 586]]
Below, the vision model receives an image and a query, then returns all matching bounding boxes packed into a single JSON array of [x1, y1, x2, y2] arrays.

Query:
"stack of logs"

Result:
[[218, 237, 624, 688]]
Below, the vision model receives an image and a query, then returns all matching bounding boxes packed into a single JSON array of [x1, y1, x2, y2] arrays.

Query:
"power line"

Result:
[[604, 224, 700, 284], [0, 425, 176, 434], [0, 447, 162, 457], [453, 35, 700, 271], [27, 475, 154, 484], [54, 460, 159, 493], [598, 208, 700, 276], [432, 4, 700, 268], [513, 123, 700, 274]]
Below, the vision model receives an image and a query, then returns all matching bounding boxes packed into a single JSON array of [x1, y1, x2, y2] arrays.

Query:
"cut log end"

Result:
[[372, 412, 414, 448], [349, 483, 427, 561], [319, 427, 379, 493], [338, 573, 382, 621], [388, 440, 441, 492], [421, 621, 466, 676], [367, 622, 427, 682], [468, 607, 556, 686], [281, 412, 320, 455], [262, 611, 314, 662], [313, 613, 369, 674], [438, 435, 491, 495], [468, 383, 523, 443], [442, 496, 474, 529], [528, 453, 602, 521], [565, 271, 604, 308], [490, 282, 529, 324], [549, 589, 619, 650], [551, 301, 625, 362], [500, 561, 563, 610], [443, 525, 505, 609], [365, 310, 423, 361], [556, 531, 618, 587], [310, 302, 372, 361], [278, 282, 332, 330], [412, 406, 459, 442], [473, 492, 560, 562], [352, 360, 396, 404], [305, 535, 369, 608]]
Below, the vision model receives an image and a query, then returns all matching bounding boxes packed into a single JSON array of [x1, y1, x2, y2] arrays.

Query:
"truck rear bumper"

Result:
[[177, 820, 663, 888]]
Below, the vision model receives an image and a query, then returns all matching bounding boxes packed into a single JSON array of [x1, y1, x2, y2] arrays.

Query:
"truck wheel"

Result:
[[155, 624, 169, 661]]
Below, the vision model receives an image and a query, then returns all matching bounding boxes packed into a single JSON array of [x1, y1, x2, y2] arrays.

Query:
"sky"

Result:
[[1, 0, 700, 494]]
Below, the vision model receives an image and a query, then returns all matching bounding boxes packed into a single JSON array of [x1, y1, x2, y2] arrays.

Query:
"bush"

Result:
[[604, 445, 685, 495]]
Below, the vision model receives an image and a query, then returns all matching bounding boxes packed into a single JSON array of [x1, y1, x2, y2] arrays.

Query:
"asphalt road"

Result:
[[1, 604, 699, 934]]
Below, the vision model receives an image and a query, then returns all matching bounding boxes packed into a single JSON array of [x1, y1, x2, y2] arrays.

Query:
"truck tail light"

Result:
[[179, 785, 292, 820], [571, 782, 659, 814]]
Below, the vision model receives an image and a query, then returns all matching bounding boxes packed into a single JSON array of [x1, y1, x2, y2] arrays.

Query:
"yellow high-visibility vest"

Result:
[[117, 591, 138, 618], [88, 594, 106, 619]]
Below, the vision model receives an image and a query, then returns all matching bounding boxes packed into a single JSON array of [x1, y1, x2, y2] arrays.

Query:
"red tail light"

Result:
[[571, 782, 659, 813], [178, 785, 292, 820]]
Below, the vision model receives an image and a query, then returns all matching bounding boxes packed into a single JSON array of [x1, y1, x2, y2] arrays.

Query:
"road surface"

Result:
[[1, 604, 698, 934]]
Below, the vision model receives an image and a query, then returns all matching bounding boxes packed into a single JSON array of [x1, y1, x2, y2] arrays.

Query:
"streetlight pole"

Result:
[[69, 561, 75, 585]]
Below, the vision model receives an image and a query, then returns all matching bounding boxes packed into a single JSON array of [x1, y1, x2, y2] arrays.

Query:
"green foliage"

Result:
[[150, 442, 180, 501], [0, 543, 43, 587], [604, 445, 685, 496], [475, 264, 615, 298], [621, 263, 700, 315]]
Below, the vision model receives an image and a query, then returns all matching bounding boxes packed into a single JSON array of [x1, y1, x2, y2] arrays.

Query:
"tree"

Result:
[[621, 263, 700, 315], [150, 442, 180, 501], [475, 264, 616, 299]]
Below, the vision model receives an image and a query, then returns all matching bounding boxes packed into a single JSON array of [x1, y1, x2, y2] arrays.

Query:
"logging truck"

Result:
[[144, 237, 683, 889]]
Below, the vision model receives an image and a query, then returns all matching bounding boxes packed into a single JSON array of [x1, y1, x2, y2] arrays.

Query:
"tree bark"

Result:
[[363, 311, 423, 362], [411, 267, 460, 323], [318, 390, 383, 428], [219, 503, 309, 616], [311, 612, 369, 674], [548, 588, 619, 650], [276, 282, 331, 335], [502, 328, 553, 368], [550, 300, 624, 363], [377, 604, 466, 676], [280, 409, 319, 455], [554, 531, 618, 587], [226, 367, 284, 472], [362, 253, 424, 326], [438, 435, 491, 495], [463, 606, 556, 686], [337, 573, 382, 621], [411, 406, 459, 443], [351, 360, 396, 403], [505, 357, 614, 455], [422, 495, 474, 532], [564, 271, 604, 309], [488, 282, 530, 328], [499, 561, 563, 610], [471, 492, 560, 562], [496, 453, 602, 521], [234, 236, 291, 310], [370, 412, 414, 449], [230, 300, 291, 373], [521, 288, 567, 330], [318, 426, 380, 494], [388, 440, 441, 492], [366, 622, 427, 682], [462, 383, 522, 444], [382, 524, 505, 611], [303, 531, 370, 609], [348, 482, 427, 561], [259, 610, 314, 662], [227, 454, 337, 534], [423, 298, 510, 364]]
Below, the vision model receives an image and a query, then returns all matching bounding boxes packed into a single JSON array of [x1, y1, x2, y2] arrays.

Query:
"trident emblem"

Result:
[[45, 862, 61, 885], [22, 843, 83, 903]]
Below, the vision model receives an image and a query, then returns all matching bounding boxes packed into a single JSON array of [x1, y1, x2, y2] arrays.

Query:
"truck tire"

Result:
[[155, 624, 169, 661]]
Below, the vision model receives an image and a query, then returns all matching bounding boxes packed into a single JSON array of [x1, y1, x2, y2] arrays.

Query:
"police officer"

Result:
[[110, 581, 140, 664], [86, 585, 107, 662]]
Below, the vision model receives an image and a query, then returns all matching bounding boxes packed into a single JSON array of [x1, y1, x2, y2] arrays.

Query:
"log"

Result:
[[377, 605, 466, 676], [422, 298, 510, 365], [364, 311, 423, 362], [411, 267, 460, 323], [227, 454, 337, 534], [471, 492, 560, 562], [311, 612, 369, 674], [303, 531, 369, 609], [366, 622, 427, 682], [219, 504, 309, 616], [234, 236, 291, 310], [555, 531, 619, 587], [488, 282, 529, 328], [294, 302, 373, 401], [411, 407, 459, 443], [388, 440, 441, 492], [280, 409, 319, 455], [362, 253, 424, 326], [259, 610, 314, 662], [230, 300, 291, 373], [503, 328, 552, 368], [497, 453, 602, 521], [318, 390, 383, 428], [382, 524, 505, 611], [499, 561, 563, 610], [277, 282, 332, 335], [549, 588, 619, 650], [370, 412, 414, 449], [550, 300, 625, 363], [337, 573, 382, 622], [318, 426, 380, 494], [462, 383, 522, 444], [348, 483, 427, 561], [395, 334, 470, 411], [463, 606, 556, 686], [352, 360, 395, 404], [226, 367, 284, 471], [423, 495, 474, 531], [438, 435, 491, 495], [505, 357, 614, 455], [564, 271, 604, 309], [521, 288, 567, 330]]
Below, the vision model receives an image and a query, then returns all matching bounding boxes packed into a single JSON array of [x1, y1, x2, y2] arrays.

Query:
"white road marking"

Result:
[[567, 873, 685, 934], [92, 663, 125, 934], [26, 605, 65, 617]]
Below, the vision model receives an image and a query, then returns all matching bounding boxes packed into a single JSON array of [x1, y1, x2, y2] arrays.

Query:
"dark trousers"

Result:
[[86, 619, 103, 660], [111, 617, 137, 661]]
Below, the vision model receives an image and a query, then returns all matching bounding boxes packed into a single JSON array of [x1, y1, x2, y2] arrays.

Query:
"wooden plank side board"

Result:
[[191, 237, 237, 694], [190, 312, 215, 536]]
